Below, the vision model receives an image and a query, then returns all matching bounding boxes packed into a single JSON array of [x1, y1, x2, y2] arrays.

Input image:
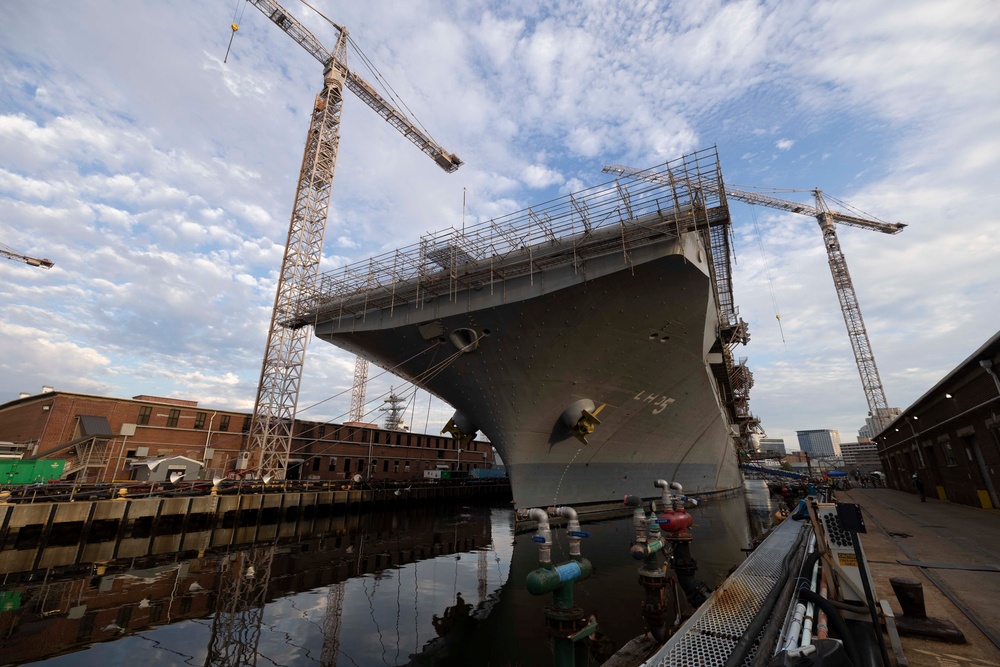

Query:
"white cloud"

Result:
[[0, 0, 997, 448], [521, 163, 564, 189]]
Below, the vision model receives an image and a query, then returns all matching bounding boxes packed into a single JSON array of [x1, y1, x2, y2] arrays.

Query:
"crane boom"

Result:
[[242, 0, 460, 479], [246, 0, 461, 173], [602, 163, 901, 433], [1, 244, 53, 269]]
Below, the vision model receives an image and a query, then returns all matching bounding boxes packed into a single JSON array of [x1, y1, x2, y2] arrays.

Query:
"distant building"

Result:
[[759, 438, 786, 456], [0, 389, 496, 483], [796, 429, 842, 458], [840, 440, 881, 472], [859, 408, 902, 439]]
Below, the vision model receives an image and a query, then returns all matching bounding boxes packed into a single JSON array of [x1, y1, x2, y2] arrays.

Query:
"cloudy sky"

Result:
[[2, 0, 998, 449]]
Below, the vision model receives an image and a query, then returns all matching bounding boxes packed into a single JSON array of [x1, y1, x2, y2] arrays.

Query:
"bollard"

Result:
[[889, 577, 966, 643]]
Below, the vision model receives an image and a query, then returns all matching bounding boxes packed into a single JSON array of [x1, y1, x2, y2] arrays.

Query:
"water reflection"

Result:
[[2, 484, 772, 666]]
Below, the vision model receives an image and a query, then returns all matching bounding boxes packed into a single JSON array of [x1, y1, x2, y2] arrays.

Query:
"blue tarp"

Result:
[[740, 464, 807, 480]]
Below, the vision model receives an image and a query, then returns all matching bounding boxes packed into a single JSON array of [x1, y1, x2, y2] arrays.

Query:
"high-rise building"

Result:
[[758, 438, 786, 455], [858, 408, 902, 439], [796, 429, 842, 458]]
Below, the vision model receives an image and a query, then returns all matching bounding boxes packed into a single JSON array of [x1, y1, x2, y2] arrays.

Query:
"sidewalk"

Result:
[[837, 487, 1000, 667]]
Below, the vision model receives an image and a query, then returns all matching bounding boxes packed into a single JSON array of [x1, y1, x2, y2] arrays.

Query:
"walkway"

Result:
[[839, 487, 1000, 667]]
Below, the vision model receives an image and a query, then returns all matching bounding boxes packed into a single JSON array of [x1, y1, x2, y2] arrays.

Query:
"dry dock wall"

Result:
[[0, 482, 508, 574]]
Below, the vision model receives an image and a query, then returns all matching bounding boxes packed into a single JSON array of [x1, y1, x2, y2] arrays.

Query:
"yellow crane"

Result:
[[238, 0, 461, 479], [1, 243, 52, 269], [604, 164, 904, 434]]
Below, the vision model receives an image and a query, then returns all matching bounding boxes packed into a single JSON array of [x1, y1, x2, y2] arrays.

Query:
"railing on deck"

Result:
[[293, 147, 729, 323]]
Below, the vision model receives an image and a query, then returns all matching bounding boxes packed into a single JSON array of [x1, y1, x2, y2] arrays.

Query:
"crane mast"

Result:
[[243, 0, 460, 479], [603, 163, 903, 434], [813, 191, 892, 432]]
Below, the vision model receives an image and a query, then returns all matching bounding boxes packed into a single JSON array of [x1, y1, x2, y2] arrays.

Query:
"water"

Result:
[[1, 482, 775, 666]]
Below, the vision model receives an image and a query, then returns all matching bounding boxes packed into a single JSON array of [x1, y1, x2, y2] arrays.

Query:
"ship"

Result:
[[298, 147, 758, 509]]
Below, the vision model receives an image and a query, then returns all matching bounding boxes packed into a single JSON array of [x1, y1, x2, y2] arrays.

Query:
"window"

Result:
[[219, 415, 230, 431], [942, 441, 957, 466], [149, 603, 164, 623], [395, 433, 401, 446], [137, 406, 152, 426], [371, 460, 378, 476], [344, 459, 351, 473], [319, 424, 326, 439], [166, 409, 180, 428], [312, 457, 320, 471], [393, 460, 400, 473], [194, 412, 206, 429], [383, 460, 389, 472], [126, 449, 137, 459], [329, 457, 337, 472], [242, 416, 251, 433], [404, 461, 410, 473], [358, 459, 365, 472]]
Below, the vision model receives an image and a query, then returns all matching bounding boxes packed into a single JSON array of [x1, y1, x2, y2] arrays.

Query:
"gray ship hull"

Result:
[[313, 231, 742, 508]]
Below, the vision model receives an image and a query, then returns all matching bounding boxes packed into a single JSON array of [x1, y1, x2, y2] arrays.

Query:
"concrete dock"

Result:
[[838, 487, 1000, 667]]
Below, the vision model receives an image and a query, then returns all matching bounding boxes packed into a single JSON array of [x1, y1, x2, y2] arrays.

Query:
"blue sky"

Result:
[[1, 0, 998, 449]]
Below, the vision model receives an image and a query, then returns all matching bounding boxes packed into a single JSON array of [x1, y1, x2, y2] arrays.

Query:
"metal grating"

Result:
[[646, 518, 809, 667]]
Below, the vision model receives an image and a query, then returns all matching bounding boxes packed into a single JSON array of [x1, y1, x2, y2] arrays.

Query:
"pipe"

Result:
[[654, 479, 672, 508], [782, 549, 819, 653], [801, 557, 822, 646], [555, 506, 582, 559], [783, 603, 807, 651], [528, 507, 552, 565], [817, 561, 830, 640]]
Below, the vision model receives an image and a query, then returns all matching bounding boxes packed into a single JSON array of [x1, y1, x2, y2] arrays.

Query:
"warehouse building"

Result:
[[0, 389, 496, 483], [874, 330, 1000, 509]]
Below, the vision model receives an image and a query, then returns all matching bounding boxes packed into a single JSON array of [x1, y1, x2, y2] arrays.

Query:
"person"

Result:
[[912, 474, 926, 502]]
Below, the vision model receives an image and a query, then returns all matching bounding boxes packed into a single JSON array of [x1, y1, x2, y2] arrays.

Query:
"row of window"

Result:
[[888, 437, 967, 472], [136, 405, 479, 460], [136, 405, 250, 432], [310, 456, 472, 474], [306, 424, 477, 451], [133, 406, 481, 452]]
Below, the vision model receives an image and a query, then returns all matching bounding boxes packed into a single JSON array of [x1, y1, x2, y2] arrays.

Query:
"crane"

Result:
[[1, 243, 53, 269], [603, 164, 904, 434], [240, 0, 461, 479]]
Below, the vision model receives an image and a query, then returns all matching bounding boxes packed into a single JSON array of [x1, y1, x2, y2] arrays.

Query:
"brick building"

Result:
[[0, 389, 496, 483], [874, 330, 1000, 509]]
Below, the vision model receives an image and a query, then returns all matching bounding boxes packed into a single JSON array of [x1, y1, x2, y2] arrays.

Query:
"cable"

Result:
[[749, 205, 786, 349]]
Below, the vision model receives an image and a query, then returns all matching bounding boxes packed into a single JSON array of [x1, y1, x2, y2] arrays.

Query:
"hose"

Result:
[[798, 588, 863, 667]]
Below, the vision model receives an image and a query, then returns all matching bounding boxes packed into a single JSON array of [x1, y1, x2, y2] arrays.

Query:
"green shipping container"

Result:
[[0, 459, 65, 485]]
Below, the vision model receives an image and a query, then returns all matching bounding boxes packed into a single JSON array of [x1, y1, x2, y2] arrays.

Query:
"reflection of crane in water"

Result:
[[204, 546, 275, 667], [478, 550, 487, 603], [320, 582, 345, 666]]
